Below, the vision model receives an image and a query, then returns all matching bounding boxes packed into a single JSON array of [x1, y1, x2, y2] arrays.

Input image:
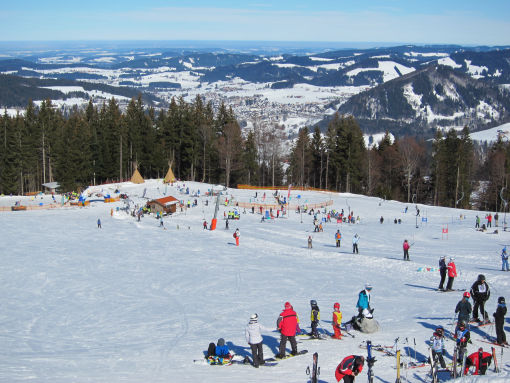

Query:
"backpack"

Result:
[[207, 342, 216, 358]]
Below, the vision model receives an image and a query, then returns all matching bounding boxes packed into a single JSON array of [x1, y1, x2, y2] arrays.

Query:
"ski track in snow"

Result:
[[0, 180, 509, 382]]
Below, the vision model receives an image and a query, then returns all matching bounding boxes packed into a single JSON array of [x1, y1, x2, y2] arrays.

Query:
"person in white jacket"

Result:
[[352, 234, 360, 254], [245, 313, 272, 367]]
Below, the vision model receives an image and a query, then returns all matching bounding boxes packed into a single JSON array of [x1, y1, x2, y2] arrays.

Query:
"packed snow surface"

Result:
[[0, 180, 509, 382]]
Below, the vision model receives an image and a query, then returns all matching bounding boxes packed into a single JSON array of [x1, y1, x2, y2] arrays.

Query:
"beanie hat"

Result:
[[365, 283, 372, 290], [217, 338, 225, 346], [498, 296, 505, 304], [285, 301, 292, 309], [250, 313, 258, 321]]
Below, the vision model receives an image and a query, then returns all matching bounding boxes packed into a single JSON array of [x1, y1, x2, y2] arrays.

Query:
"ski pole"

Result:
[[413, 338, 417, 361]]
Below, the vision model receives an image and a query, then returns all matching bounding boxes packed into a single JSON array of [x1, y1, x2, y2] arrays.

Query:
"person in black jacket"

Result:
[[493, 296, 508, 345], [438, 256, 447, 291], [470, 274, 490, 323]]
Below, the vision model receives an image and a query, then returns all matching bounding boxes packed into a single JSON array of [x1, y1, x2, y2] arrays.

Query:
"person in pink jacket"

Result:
[[403, 239, 410, 261], [446, 258, 457, 291]]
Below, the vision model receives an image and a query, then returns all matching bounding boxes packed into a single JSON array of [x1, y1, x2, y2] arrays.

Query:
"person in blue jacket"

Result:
[[356, 284, 373, 317]]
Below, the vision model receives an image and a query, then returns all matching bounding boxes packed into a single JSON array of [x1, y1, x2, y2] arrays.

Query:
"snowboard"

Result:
[[268, 349, 308, 361]]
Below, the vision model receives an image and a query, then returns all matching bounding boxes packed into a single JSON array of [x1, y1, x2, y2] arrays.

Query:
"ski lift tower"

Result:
[[501, 187, 508, 231], [210, 189, 221, 231]]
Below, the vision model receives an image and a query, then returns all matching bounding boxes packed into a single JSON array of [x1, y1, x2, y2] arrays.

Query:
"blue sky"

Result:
[[1, 0, 509, 45]]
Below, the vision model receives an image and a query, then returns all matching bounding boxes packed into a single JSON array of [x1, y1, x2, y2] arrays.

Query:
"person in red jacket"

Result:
[[335, 355, 365, 382], [403, 239, 410, 261], [464, 347, 492, 375], [332, 302, 343, 339], [276, 301, 298, 358], [446, 257, 457, 291]]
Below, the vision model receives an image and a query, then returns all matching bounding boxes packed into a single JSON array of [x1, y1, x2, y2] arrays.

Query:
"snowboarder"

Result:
[[276, 302, 299, 359], [335, 230, 342, 247], [493, 296, 508, 345], [309, 300, 320, 338], [438, 256, 447, 291], [97, 218, 101, 228], [335, 355, 364, 383], [501, 247, 509, 271], [470, 274, 490, 323], [356, 284, 372, 318], [446, 257, 457, 290], [464, 347, 492, 375], [352, 234, 359, 254], [403, 239, 410, 261], [455, 292, 473, 325], [233, 228, 240, 246], [332, 302, 342, 339], [429, 327, 447, 368], [245, 313, 272, 368], [308, 235, 313, 249]]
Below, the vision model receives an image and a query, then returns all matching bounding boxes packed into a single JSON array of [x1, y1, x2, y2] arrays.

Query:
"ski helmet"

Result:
[[284, 301, 292, 310], [498, 296, 506, 304], [478, 274, 485, 282], [310, 299, 317, 307], [365, 283, 373, 291], [334, 302, 340, 310], [463, 291, 471, 298], [250, 313, 258, 321], [436, 326, 444, 336], [459, 321, 466, 329]]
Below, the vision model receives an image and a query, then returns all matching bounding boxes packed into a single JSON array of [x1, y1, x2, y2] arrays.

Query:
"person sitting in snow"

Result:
[[206, 338, 232, 365]]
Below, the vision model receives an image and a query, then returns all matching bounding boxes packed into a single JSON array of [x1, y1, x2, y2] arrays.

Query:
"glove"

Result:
[[367, 357, 376, 367]]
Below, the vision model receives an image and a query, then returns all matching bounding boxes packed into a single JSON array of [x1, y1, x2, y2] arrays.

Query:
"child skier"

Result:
[[501, 247, 509, 271], [454, 321, 471, 363], [352, 234, 359, 254], [233, 228, 240, 246], [309, 300, 320, 338], [493, 296, 508, 345], [308, 235, 313, 249], [335, 230, 342, 247], [446, 257, 457, 290], [455, 292, 473, 325], [429, 327, 447, 368], [332, 302, 343, 339]]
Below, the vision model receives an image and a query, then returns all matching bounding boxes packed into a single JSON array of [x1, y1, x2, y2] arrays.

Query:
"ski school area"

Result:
[[0, 179, 509, 383]]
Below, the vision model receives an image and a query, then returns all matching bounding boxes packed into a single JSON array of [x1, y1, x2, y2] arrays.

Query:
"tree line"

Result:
[[0, 95, 508, 211]]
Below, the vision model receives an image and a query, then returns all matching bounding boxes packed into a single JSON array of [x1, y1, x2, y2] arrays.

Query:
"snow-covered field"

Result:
[[0, 180, 509, 382]]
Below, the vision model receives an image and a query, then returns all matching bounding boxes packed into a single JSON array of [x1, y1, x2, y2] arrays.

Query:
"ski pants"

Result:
[[335, 371, 354, 383], [235, 237, 239, 246], [439, 270, 446, 290], [278, 334, 297, 356], [495, 319, 507, 344], [502, 258, 509, 271], [446, 276, 455, 290], [432, 350, 446, 368], [311, 321, 319, 337], [336, 239, 341, 247], [249, 342, 264, 367], [403, 249, 409, 260], [333, 324, 342, 339], [473, 299, 487, 320], [353, 244, 358, 254]]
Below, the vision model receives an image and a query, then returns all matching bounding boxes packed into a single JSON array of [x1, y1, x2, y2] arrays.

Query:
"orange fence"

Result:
[[0, 203, 72, 212], [236, 199, 334, 210]]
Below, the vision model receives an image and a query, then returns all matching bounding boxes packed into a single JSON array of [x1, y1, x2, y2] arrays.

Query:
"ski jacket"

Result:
[[455, 328, 470, 347], [470, 281, 490, 302], [439, 258, 447, 272], [403, 241, 410, 251], [455, 299, 472, 322], [278, 308, 298, 337], [336, 355, 364, 376], [310, 307, 320, 322], [447, 261, 457, 277], [502, 250, 508, 260], [352, 235, 359, 245], [430, 336, 445, 353], [335, 232, 341, 240], [493, 303, 507, 323], [245, 321, 272, 345], [356, 290, 370, 310], [332, 311, 342, 326], [465, 351, 492, 375], [215, 344, 230, 357]]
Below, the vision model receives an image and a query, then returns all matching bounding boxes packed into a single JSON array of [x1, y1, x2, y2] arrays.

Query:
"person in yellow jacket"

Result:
[[309, 300, 321, 338], [332, 302, 342, 339]]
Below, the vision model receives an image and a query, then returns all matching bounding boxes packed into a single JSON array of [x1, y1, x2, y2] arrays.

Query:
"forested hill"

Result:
[[316, 64, 510, 136], [0, 74, 159, 108]]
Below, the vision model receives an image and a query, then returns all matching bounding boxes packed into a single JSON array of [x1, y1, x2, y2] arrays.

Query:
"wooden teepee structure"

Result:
[[130, 168, 145, 184], [164, 163, 176, 184]]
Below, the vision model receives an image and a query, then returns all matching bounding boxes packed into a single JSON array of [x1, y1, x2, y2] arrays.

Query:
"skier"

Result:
[[332, 302, 342, 339], [308, 235, 313, 249], [203, 220, 207, 230], [501, 247, 509, 271], [356, 284, 372, 318], [233, 228, 240, 246], [487, 213, 492, 228], [454, 321, 471, 363], [429, 327, 447, 368], [352, 234, 359, 254], [475, 215, 480, 228], [276, 302, 298, 359], [335, 230, 342, 247], [493, 296, 508, 345], [225, 218, 229, 229], [455, 292, 473, 325], [470, 274, 490, 323], [309, 300, 320, 338], [446, 257, 457, 291], [438, 256, 447, 291], [495, 212, 499, 227], [97, 218, 101, 228], [379, 216, 384, 224], [464, 347, 492, 375], [403, 239, 410, 261], [334, 355, 364, 383], [245, 313, 272, 368]]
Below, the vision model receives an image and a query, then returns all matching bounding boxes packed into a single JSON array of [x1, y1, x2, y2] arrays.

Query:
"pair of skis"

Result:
[[305, 352, 319, 383]]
